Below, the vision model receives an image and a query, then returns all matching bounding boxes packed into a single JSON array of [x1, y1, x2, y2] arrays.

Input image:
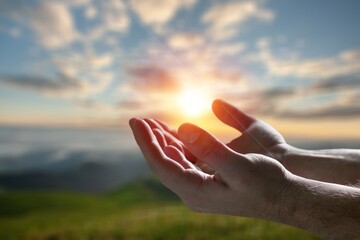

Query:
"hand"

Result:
[[145, 100, 289, 161], [129, 118, 292, 218], [212, 99, 288, 161], [142, 100, 360, 186], [143, 99, 289, 171]]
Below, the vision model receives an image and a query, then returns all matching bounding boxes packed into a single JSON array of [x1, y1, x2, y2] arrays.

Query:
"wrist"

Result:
[[262, 171, 298, 222], [270, 143, 294, 164], [278, 145, 309, 174]]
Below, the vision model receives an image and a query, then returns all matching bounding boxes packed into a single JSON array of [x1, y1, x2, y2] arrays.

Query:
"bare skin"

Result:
[[211, 99, 360, 187], [129, 99, 360, 239], [146, 99, 360, 186]]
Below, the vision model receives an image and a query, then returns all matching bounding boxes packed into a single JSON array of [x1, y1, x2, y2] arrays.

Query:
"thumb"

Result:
[[178, 123, 243, 178], [212, 99, 255, 132]]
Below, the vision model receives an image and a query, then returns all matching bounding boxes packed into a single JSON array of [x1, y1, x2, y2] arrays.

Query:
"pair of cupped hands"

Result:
[[129, 99, 291, 219]]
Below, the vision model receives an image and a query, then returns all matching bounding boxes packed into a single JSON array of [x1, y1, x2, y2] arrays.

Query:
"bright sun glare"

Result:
[[178, 89, 210, 117]]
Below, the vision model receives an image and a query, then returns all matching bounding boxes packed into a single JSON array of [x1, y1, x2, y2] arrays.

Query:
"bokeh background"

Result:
[[0, 0, 359, 239]]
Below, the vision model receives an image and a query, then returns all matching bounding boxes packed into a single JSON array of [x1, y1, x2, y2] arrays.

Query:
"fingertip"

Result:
[[178, 123, 200, 144], [163, 144, 175, 155], [178, 122, 192, 132], [143, 117, 152, 123], [129, 118, 141, 128], [143, 118, 155, 128], [212, 98, 225, 106], [152, 127, 162, 136], [129, 118, 135, 128], [212, 99, 225, 113]]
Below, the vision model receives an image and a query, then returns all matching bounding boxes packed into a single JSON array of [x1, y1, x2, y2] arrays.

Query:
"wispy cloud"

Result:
[[167, 32, 204, 50], [123, 64, 180, 93], [0, 70, 112, 99], [0, 73, 85, 97], [274, 104, 360, 119], [312, 74, 360, 92], [202, 1, 274, 41], [130, 0, 197, 29], [6, 1, 78, 49], [243, 76, 360, 119], [256, 39, 360, 79]]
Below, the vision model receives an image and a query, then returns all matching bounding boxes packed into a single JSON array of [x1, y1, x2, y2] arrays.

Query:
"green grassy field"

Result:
[[0, 178, 321, 240]]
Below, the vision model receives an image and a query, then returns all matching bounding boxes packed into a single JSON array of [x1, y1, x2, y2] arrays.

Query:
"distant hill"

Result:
[[109, 177, 179, 204], [0, 157, 150, 192], [0, 177, 177, 218]]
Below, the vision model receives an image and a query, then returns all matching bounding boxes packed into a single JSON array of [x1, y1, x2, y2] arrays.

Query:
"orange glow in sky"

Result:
[[178, 89, 212, 117]]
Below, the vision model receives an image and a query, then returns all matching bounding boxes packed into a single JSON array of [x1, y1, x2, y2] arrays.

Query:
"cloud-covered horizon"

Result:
[[0, 0, 360, 135]]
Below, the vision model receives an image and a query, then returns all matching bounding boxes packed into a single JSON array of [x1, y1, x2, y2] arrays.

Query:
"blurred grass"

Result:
[[0, 178, 321, 240]]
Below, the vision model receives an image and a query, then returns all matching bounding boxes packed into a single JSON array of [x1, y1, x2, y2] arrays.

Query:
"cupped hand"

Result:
[[212, 99, 288, 161], [144, 99, 289, 166], [129, 118, 292, 218]]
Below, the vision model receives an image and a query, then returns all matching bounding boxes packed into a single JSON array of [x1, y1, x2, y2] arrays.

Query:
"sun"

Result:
[[178, 89, 210, 117]]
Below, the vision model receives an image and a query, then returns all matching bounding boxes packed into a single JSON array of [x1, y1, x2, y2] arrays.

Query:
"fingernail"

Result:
[[179, 124, 200, 143], [187, 132, 200, 143]]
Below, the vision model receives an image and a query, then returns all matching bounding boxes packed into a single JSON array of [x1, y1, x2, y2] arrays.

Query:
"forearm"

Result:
[[310, 148, 360, 160], [270, 175, 360, 239], [281, 146, 360, 186]]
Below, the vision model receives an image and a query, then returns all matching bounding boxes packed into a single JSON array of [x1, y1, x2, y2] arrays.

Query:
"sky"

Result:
[[0, 0, 360, 140]]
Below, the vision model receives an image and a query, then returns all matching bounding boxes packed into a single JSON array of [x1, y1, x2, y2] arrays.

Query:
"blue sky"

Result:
[[0, 0, 360, 139]]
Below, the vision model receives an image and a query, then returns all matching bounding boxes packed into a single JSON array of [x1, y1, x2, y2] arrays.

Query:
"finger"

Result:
[[154, 119, 179, 138], [130, 118, 188, 191], [145, 118, 197, 162], [167, 138, 184, 152], [178, 123, 246, 181], [164, 131, 197, 163], [144, 118, 175, 147], [163, 145, 195, 169], [212, 99, 255, 132], [152, 128, 167, 149], [144, 118, 163, 131]]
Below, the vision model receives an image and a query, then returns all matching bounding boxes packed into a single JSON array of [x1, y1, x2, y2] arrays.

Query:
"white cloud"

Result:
[[216, 42, 246, 56], [257, 39, 360, 78], [130, 0, 197, 26], [53, 51, 113, 72], [168, 33, 204, 50], [101, 0, 129, 32], [9, 28, 21, 38], [87, 53, 113, 69], [2, 0, 129, 48], [61, 0, 91, 7], [79, 0, 129, 43], [202, 1, 274, 41], [24, 2, 78, 49], [84, 4, 97, 19], [0, 1, 78, 49], [208, 27, 239, 41]]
